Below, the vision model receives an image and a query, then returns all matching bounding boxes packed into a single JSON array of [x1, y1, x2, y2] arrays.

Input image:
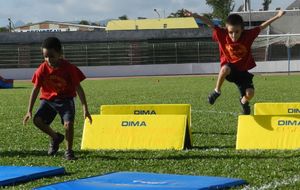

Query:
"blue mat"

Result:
[[0, 80, 13, 88], [0, 166, 65, 186], [35, 172, 246, 190]]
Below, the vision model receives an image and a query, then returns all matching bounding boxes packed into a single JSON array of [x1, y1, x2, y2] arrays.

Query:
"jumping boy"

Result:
[[185, 10, 285, 114], [23, 37, 92, 160]]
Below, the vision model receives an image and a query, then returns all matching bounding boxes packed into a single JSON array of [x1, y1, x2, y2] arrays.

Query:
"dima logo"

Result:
[[134, 110, 156, 115], [288, 108, 300, 114], [122, 121, 147, 127], [278, 120, 300, 126]]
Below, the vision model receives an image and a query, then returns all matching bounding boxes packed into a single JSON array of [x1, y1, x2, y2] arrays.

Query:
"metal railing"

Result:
[[0, 40, 299, 69]]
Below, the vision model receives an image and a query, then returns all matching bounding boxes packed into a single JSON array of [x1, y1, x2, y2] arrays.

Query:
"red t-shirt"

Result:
[[213, 26, 261, 71], [32, 59, 86, 100]]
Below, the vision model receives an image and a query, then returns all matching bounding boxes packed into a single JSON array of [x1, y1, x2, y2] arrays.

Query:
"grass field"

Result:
[[0, 75, 300, 189]]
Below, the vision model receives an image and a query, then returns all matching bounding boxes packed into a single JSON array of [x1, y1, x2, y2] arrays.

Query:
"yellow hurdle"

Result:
[[81, 115, 189, 150], [236, 115, 300, 150], [100, 104, 192, 146], [254, 102, 300, 115]]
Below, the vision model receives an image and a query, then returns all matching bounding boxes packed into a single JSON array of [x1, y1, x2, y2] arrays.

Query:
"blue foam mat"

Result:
[[0, 166, 65, 186], [0, 80, 13, 88], [35, 172, 246, 190]]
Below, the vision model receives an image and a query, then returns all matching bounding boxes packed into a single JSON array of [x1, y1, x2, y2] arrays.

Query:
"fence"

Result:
[[0, 39, 299, 69]]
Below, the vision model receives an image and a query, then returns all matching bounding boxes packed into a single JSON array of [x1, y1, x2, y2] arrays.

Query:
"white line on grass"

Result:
[[192, 109, 239, 116], [242, 175, 300, 190]]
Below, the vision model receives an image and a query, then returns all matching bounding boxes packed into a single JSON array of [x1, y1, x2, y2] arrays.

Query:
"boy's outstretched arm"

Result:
[[23, 86, 40, 125], [76, 84, 92, 124], [184, 10, 215, 29], [260, 10, 285, 30]]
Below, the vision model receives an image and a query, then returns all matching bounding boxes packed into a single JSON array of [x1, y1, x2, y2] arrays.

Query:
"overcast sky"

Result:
[[0, 0, 295, 27]]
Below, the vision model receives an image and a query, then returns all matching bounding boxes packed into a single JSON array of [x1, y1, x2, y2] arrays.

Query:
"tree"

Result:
[[91, 22, 100, 26], [206, 0, 235, 25], [262, 0, 272, 11], [0, 27, 8, 32], [168, 9, 212, 21], [79, 20, 90, 25], [168, 9, 205, 18], [118, 15, 129, 20], [168, 9, 191, 18], [203, 13, 213, 20]]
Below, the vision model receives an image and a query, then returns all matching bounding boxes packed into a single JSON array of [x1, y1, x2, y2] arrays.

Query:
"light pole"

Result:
[[8, 18, 12, 32], [154, 9, 161, 18]]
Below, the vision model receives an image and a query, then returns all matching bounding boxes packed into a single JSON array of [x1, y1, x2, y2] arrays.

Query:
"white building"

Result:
[[14, 21, 106, 32], [232, 0, 300, 34]]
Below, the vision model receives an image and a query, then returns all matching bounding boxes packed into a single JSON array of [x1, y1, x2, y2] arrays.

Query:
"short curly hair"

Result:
[[226, 14, 244, 29], [42, 37, 62, 53]]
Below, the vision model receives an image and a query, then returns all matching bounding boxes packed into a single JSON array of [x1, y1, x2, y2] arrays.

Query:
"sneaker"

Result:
[[48, 133, 64, 156], [240, 99, 251, 115], [208, 90, 221, 105], [65, 150, 76, 160]]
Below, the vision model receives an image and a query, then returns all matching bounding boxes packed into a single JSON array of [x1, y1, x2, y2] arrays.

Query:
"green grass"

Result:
[[0, 75, 300, 189]]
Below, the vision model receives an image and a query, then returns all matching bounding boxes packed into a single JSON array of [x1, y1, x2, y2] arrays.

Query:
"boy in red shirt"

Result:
[[23, 37, 92, 160], [185, 10, 285, 114]]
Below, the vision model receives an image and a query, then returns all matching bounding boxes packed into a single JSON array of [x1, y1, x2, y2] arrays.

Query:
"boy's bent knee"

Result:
[[221, 65, 231, 76], [245, 88, 255, 99], [33, 116, 44, 127], [64, 122, 74, 130]]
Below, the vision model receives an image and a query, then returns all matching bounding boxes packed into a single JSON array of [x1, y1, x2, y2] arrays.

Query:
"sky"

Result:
[[0, 0, 295, 27]]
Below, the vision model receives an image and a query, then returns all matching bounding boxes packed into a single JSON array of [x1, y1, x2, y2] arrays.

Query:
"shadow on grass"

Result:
[[0, 87, 29, 90], [192, 145, 235, 150], [2, 149, 299, 161], [76, 150, 300, 161], [13, 87, 30, 89], [192, 132, 235, 136], [1, 150, 50, 157]]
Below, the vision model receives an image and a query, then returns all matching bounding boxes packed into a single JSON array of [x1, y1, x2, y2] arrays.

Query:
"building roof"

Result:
[[15, 21, 106, 29], [0, 28, 212, 44], [287, 0, 300, 10], [106, 17, 201, 31]]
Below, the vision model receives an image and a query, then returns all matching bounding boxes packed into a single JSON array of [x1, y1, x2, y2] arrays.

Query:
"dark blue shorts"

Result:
[[34, 98, 75, 125]]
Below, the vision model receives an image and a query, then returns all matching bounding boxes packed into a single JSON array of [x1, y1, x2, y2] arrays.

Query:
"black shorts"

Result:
[[225, 64, 254, 97], [34, 98, 75, 125]]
